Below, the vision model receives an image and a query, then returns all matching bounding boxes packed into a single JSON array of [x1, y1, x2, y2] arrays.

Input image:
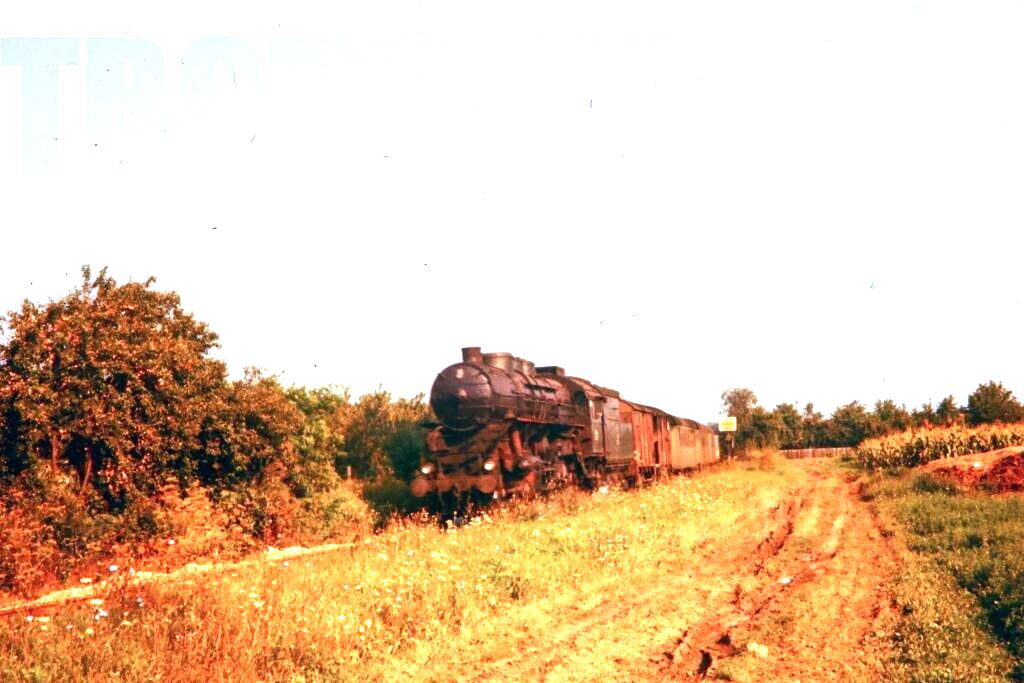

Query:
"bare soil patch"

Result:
[[923, 446, 1024, 492], [451, 460, 898, 681]]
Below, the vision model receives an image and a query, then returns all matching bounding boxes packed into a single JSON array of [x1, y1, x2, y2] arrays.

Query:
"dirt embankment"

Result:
[[923, 446, 1024, 492]]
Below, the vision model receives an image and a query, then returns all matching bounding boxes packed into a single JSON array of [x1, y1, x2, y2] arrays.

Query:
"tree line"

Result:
[[720, 381, 1024, 452]]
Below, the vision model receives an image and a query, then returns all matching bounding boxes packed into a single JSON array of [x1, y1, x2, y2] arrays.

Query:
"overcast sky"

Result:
[[1, 2, 1022, 422]]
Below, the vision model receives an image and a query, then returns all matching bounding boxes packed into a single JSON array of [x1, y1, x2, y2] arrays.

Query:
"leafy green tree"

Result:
[[801, 403, 826, 448], [721, 388, 757, 426], [721, 387, 759, 450], [286, 386, 349, 496], [771, 403, 803, 449], [1, 267, 226, 501], [195, 368, 304, 490], [335, 391, 428, 480], [966, 381, 1024, 425], [746, 406, 783, 449], [828, 401, 875, 447], [934, 395, 963, 426], [911, 401, 936, 428], [873, 399, 911, 434]]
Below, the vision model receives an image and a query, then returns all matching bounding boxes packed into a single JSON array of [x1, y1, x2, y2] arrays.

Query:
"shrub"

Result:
[[361, 476, 424, 525]]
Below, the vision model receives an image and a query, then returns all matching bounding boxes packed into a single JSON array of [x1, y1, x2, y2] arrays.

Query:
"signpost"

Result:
[[718, 416, 737, 458]]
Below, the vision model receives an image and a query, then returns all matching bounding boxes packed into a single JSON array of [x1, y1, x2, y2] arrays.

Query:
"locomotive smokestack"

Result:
[[462, 347, 483, 364]]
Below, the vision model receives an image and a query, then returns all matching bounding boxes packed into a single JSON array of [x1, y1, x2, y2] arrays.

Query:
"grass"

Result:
[[863, 469, 1024, 681], [0, 460, 800, 682]]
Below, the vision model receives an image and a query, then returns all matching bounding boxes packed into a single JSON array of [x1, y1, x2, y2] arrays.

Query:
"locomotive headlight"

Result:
[[483, 460, 496, 472], [420, 464, 434, 475]]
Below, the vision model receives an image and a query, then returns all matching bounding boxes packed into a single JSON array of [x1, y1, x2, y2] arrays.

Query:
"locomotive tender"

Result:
[[411, 347, 719, 503]]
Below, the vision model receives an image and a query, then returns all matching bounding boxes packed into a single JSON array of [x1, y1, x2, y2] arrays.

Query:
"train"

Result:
[[411, 347, 719, 506]]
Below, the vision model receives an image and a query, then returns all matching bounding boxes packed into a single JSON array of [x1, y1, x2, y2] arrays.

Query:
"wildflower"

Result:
[[36, 616, 51, 624], [252, 601, 265, 609], [167, 539, 176, 545], [25, 616, 33, 622], [108, 564, 118, 572], [94, 610, 109, 620], [89, 598, 104, 606], [84, 627, 94, 636], [746, 641, 769, 658], [135, 597, 145, 608]]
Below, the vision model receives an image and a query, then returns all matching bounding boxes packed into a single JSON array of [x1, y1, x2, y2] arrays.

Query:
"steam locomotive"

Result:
[[411, 347, 719, 505]]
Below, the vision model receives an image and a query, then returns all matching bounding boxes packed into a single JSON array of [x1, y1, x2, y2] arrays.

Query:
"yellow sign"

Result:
[[719, 416, 737, 432]]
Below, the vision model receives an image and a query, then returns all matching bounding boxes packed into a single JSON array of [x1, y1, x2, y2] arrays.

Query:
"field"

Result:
[[2, 456, 1022, 681], [862, 468, 1024, 681]]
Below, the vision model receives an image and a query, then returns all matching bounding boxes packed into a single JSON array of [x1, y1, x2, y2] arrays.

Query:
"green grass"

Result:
[[864, 470, 1024, 680]]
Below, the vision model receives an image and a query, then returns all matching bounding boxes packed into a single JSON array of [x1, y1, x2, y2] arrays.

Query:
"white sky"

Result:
[[1, 1, 1022, 422]]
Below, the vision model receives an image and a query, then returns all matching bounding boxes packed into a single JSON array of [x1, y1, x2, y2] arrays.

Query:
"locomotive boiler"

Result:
[[411, 347, 719, 505]]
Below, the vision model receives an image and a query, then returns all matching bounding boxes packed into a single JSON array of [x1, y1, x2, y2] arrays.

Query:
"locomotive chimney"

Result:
[[462, 347, 483, 364]]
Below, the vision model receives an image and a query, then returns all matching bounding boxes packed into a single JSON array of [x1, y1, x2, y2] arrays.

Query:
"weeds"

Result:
[[864, 470, 1024, 680], [0, 464, 789, 681]]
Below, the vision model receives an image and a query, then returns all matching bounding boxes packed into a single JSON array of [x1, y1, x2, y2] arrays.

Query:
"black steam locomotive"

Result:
[[411, 348, 718, 506]]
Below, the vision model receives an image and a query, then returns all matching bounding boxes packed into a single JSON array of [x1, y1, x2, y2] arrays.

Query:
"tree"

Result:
[[873, 399, 911, 434], [1, 267, 226, 501], [721, 388, 757, 426], [194, 369, 305, 491], [721, 387, 759, 450], [934, 395, 963, 426], [335, 391, 428, 480], [911, 401, 936, 428], [801, 403, 826, 448], [966, 381, 1024, 425], [828, 402, 875, 447], [746, 406, 783, 449], [771, 403, 803, 449], [285, 386, 349, 496]]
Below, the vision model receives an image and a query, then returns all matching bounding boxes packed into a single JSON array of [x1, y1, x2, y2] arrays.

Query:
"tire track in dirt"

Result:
[[662, 462, 899, 681], [461, 461, 898, 682], [465, 486, 808, 682]]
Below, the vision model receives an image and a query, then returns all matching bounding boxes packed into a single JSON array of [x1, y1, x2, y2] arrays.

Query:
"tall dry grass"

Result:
[[0, 462, 800, 681]]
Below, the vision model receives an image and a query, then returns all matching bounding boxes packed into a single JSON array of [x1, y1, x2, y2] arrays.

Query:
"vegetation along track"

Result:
[[0, 458, 901, 682]]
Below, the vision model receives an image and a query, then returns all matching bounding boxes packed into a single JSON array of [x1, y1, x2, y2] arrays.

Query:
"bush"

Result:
[[361, 476, 424, 526], [0, 489, 62, 596], [294, 482, 375, 544]]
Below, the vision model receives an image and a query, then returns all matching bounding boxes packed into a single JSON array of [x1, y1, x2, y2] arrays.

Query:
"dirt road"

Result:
[[465, 459, 898, 682]]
